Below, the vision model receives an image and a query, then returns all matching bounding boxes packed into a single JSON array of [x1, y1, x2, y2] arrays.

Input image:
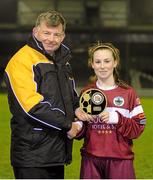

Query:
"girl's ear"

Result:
[[91, 62, 94, 69], [114, 59, 118, 68]]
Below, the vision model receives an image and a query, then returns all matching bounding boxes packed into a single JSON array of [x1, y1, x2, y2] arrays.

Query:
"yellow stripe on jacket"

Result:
[[5, 45, 53, 112]]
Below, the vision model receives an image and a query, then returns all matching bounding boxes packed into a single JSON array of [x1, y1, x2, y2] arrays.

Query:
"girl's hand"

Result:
[[98, 111, 109, 123], [75, 107, 94, 122]]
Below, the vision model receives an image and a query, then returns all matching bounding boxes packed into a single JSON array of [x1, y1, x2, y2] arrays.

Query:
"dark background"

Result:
[[0, 0, 153, 92]]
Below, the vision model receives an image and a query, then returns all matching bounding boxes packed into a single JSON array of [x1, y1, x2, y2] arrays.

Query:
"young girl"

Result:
[[75, 42, 146, 179]]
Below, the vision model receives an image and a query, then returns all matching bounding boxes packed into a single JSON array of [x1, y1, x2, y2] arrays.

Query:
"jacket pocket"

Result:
[[31, 128, 48, 150]]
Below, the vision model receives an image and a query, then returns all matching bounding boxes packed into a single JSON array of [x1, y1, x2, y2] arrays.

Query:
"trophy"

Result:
[[79, 88, 107, 115]]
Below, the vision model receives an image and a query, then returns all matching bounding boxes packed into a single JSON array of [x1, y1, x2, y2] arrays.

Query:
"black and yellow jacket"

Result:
[[4, 35, 79, 167]]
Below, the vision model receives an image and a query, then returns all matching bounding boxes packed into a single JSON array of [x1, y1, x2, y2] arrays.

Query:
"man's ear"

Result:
[[61, 33, 65, 42], [33, 27, 37, 36]]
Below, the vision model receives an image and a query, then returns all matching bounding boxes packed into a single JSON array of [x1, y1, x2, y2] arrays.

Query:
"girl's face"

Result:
[[91, 49, 117, 81]]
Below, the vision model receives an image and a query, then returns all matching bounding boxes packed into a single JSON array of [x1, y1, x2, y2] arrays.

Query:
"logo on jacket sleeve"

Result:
[[113, 96, 124, 106]]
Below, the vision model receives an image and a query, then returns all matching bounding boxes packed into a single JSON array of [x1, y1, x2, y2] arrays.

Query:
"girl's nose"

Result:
[[100, 62, 104, 68]]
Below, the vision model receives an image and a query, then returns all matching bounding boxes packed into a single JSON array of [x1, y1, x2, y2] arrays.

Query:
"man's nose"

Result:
[[48, 34, 55, 41]]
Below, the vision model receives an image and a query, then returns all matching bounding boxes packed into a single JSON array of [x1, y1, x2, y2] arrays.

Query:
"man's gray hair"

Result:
[[35, 10, 66, 32]]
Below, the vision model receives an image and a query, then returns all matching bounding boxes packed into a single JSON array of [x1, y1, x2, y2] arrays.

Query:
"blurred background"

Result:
[[0, 0, 153, 95], [0, 1, 153, 178]]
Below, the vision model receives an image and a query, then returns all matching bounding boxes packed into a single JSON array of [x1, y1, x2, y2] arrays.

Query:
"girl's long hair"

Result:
[[88, 41, 129, 89]]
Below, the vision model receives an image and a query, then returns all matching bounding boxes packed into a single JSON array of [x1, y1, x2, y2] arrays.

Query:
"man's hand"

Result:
[[67, 121, 83, 139]]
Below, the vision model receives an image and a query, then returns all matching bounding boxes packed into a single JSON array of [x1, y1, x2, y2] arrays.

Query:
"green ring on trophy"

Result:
[[79, 88, 107, 115]]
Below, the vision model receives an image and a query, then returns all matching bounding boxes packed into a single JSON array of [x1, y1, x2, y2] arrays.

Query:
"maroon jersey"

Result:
[[77, 82, 146, 160]]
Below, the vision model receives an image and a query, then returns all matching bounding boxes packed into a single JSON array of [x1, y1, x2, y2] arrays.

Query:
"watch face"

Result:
[[79, 88, 107, 115]]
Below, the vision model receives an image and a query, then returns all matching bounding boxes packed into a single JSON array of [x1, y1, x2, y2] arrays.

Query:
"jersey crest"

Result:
[[113, 96, 124, 106]]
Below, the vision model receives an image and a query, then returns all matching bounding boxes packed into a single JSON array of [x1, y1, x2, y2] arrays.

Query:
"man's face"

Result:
[[33, 22, 65, 54]]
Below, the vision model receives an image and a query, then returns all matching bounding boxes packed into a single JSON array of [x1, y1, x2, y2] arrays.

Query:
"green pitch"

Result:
[[0, 93, 153, 179]]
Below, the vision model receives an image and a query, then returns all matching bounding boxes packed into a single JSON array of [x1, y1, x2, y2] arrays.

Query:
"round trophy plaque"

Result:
[[79, 88, 107, 115]]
